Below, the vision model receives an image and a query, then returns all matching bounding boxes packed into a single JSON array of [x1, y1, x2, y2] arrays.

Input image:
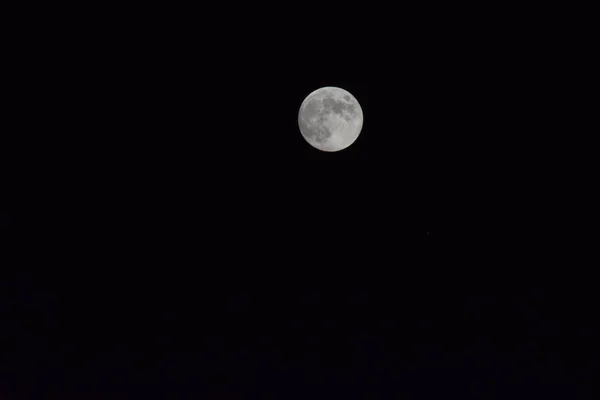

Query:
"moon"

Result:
[[298, 86, 363, 152]]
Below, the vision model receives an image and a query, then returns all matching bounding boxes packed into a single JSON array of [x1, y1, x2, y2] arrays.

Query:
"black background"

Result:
[[3, 4, 594, 399]]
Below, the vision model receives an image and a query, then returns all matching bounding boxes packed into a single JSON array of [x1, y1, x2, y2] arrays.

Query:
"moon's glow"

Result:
[[298, 87, 363, 152]]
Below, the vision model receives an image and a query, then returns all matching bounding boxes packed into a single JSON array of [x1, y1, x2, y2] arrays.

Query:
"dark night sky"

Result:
[[3, 5, 593, 400]]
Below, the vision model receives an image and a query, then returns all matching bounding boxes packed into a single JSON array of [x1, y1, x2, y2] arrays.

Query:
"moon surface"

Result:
[[298, 87, 363, 152]]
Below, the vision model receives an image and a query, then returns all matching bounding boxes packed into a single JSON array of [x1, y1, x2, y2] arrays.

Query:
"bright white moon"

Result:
[[298, 86, 363, 152]]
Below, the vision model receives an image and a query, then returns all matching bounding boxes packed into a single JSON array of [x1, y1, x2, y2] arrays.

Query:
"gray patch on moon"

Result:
[[322, 95, 355, 116], [331, 101, 345, 115], [341, 110, 353, 122], [304, 99, 320, 118], [299, 98, 332, 143]]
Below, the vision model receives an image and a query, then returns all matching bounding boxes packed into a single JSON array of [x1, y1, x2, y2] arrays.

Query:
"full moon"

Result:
[[298, 86, 363, 152]]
